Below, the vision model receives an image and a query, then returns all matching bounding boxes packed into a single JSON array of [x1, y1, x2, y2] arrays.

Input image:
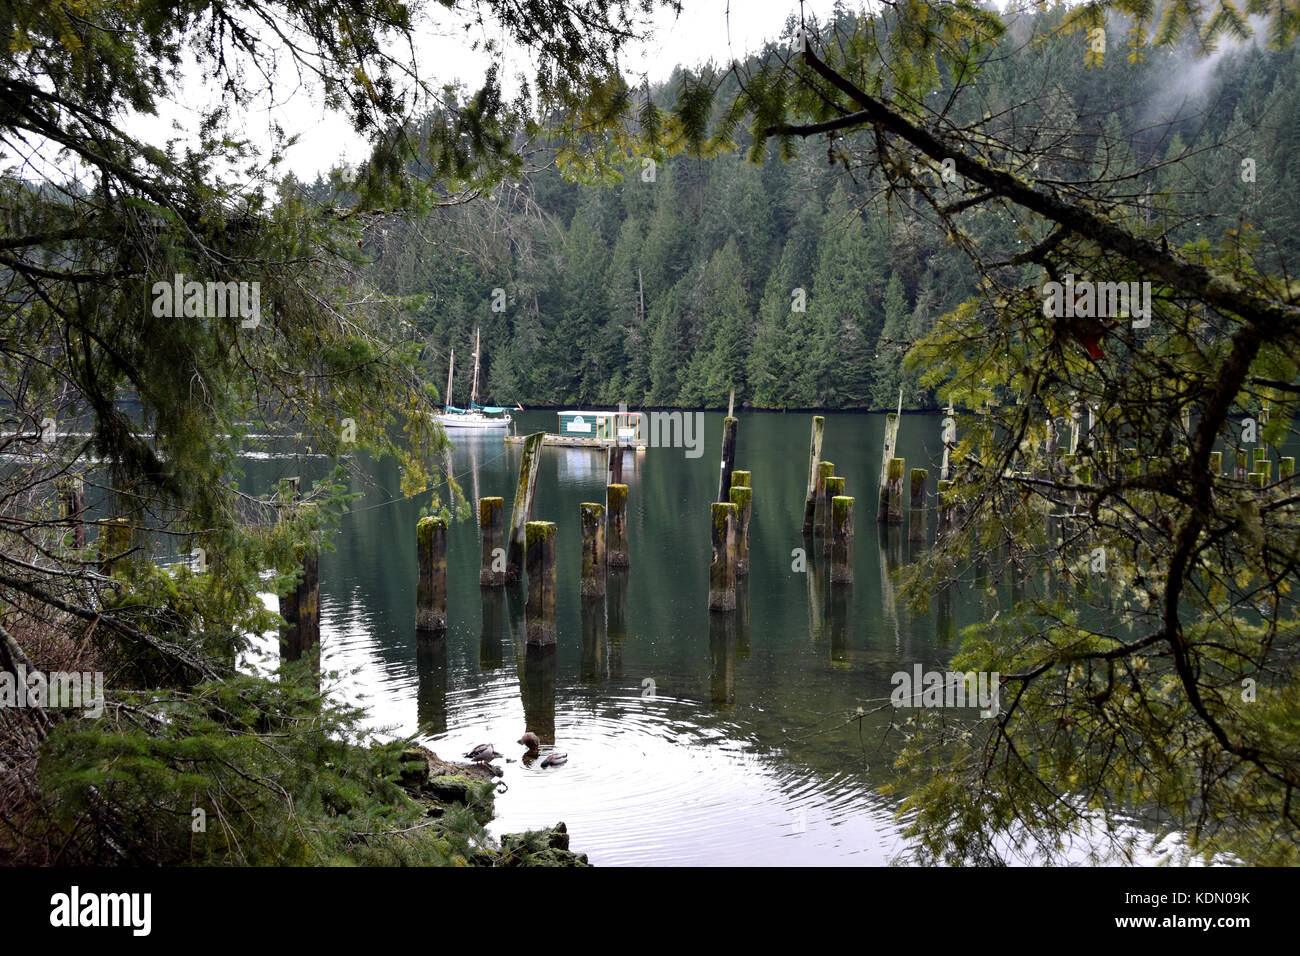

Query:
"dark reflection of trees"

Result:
[[580, 595, 606, 682], [607, 568, 628, 680], [416, 633, 448, 735], [479, 590, 505, 670], [709, 611, 737, 710], [520, 643, 557, 744]]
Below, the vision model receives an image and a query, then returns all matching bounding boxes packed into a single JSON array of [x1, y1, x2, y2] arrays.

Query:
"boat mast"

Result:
[[446, 349, 454, 410], [470, 327, 481, 408]]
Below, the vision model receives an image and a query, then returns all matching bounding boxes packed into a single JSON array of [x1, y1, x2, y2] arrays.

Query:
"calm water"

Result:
[[241, 410, 994, 865]]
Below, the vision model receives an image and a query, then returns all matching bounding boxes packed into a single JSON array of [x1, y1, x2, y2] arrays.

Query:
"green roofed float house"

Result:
[[506, 410, 648, 449]]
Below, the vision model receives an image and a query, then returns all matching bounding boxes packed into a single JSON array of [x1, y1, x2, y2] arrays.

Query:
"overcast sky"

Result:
[[131, 1, 854, 181]]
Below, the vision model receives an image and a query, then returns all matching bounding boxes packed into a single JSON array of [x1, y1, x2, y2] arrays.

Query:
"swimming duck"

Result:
[[464, 743, 500, 765], [540, 752, 568, 768], [518, 732, 541, 754]]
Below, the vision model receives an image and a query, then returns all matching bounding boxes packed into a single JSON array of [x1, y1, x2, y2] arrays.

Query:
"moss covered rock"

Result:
[[494, 823, 591, 867]]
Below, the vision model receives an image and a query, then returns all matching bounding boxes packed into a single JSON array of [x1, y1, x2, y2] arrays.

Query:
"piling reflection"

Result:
[[520, 643, 557, 744], [735, 576, 751, 661], [607, 568, 628, 679], [415, 633, 448, 735], [709, 611, 736, 710], [829, 582, 852, 667], [935, 583, 955, 642], [479, 590, 505, 670], [505, 580, 526, 662], [878, 526, 902, 632], [807, 543, 826, 642], [580, 595, 607, 681]]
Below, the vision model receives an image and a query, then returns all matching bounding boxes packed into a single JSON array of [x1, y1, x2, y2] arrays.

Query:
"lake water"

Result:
[[242, 410, 997, 865]]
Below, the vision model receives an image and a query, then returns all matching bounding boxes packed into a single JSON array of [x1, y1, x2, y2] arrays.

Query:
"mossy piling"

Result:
[[479, 496, 505, 588], [708, 501, 737, 611], [506, 432, 545, 583], [830, 495, 854, 584], [885, 457, 905, 525], [416, 516, 448, 635], [821, 475, 844, 552], [876, 411, 900, 523], [813, 460, 835, 537], [802, 415, 825, 535], [524, 521, 557, 646], [580, 502, 606, 598], [606, 483, 629, 568], [729, 484, 752, 576], [717, 415, 738, 503]]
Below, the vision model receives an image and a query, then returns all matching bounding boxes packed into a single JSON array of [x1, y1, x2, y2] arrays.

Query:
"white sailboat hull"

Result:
[[436, 412, 513, 429]]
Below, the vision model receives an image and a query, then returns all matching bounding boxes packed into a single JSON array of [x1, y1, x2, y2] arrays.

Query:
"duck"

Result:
[[464, 743, 500, 765], [540, 752, 568, 768], [518, 732, 541, 754]]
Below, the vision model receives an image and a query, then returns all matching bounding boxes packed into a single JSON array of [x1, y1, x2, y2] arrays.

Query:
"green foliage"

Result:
[[36, 667, 494, 865]]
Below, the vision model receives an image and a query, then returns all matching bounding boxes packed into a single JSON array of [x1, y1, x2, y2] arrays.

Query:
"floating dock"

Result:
[[504, 433, 646, 450], [505, 410, 648, 449]]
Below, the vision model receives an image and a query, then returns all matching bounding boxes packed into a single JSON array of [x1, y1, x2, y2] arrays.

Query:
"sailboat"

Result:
[[436, 328, 515, 429]]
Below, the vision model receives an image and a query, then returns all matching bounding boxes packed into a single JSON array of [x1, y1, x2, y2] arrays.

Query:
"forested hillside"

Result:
[[297, 8, 1300, 412]]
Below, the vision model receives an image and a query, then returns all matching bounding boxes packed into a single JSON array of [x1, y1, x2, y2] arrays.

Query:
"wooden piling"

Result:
[[280, 547, 320, 662], [830, 496, 854, 584], [580, 502, 606, 598], [708, 502, 737, 611], [876, 411, 901, 522], [97, 517, 131, 576], [416, 516, 448, 635], [607, 445, 624, 485], [821, 475, 845, 552], [524, 521, 557, 646], [606, 483, 629, 568], [58, 477, 85, 549], [506, 432, 545, 583], [1044, 419, 1056, 477], [801, 416, 825, 535], [730, 470, 751, 489], [729, 485, 752, 576], [717, 415, 738, 503], [478, 496, 505, 588], [909, 468, 928, 544], [1281, 457, 1294, 482], [1235, 449, 1249, 483], [1209, 451, 1222, 476], [813, 461, 835, 537], [940, 405, 956, 481], [885, 458, 905, 525], [936, 479, 953, 542]]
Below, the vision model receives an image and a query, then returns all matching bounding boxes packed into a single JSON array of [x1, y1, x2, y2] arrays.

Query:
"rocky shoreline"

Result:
[[398, 746, 590, 867]]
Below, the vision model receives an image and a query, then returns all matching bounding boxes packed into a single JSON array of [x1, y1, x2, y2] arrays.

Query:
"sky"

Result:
[[132, 1, 854, 181]]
